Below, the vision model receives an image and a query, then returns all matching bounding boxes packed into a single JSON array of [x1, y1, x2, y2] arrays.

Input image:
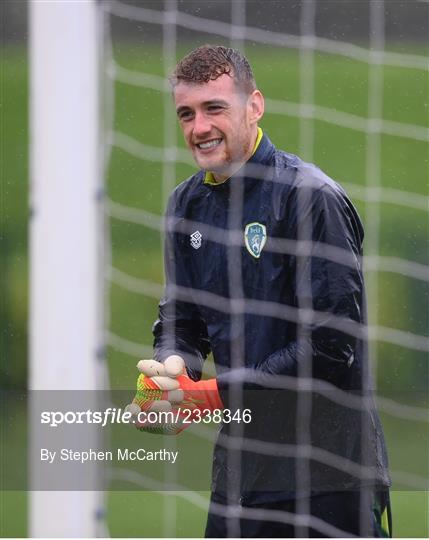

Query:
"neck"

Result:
[[212, 126, 259, 183]]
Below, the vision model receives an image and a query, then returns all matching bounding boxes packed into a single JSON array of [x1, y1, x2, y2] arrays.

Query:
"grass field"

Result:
[[1, 40, 428, 537]]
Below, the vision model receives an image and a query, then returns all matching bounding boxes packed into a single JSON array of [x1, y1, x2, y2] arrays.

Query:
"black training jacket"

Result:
[[153, 133, 390, 504]]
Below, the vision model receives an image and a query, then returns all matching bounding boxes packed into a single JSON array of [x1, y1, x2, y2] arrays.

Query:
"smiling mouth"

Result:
[[195, 138, 222, 150]]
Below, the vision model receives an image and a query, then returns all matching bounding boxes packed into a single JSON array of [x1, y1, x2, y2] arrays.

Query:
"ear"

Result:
[[248, 90, 264, 124]]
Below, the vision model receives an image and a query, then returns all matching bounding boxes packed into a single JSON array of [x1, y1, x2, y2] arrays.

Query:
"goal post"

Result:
[[29, 0, 106, 536]]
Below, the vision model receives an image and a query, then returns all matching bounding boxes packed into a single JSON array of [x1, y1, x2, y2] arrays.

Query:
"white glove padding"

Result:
[[125, 355, 186, 422], [137, 354, 185, 378]]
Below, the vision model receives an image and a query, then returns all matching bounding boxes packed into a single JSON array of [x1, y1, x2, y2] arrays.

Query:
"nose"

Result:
[[192, 111, 211, 138]]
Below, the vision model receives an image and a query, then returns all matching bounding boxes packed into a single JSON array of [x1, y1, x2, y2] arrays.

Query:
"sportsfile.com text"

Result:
[[40, 408, 252, 428]]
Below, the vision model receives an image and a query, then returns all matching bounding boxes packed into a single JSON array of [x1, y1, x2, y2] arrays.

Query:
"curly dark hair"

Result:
[[170, 45, 256, 94]]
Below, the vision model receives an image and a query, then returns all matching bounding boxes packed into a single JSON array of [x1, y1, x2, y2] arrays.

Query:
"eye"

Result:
[[178, 110, 193, 121], [207, 105, 223, 113]]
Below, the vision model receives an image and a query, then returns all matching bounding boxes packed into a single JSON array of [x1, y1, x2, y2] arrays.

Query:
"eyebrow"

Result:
[[176, 100, 230, 115]]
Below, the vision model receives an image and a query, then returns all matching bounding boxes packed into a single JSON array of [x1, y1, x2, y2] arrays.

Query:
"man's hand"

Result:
[[126, 355, 223, 435], [136, 355, 186, 378], [136, 356, 223, 413], [125, 355, 188, 434]]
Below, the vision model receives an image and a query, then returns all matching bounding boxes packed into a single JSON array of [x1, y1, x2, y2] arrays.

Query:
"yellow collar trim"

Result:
[[204, 127, 263, 186]]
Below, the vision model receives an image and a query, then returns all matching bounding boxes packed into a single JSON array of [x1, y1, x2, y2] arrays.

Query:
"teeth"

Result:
[[198, 139, 221, 149]]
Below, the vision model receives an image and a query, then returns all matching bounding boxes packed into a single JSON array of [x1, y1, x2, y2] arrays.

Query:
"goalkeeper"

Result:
[[130, 45, 392, 537]]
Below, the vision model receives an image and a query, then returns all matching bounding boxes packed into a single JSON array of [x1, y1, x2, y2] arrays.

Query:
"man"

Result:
[[131, 45, 391, 537]]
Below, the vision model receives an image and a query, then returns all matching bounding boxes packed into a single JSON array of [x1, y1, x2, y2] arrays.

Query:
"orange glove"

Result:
[[134, 356, 223, 413], [126, 356, 223, 435], [125, 371, 183, 435], [173, 374, 223, 413]]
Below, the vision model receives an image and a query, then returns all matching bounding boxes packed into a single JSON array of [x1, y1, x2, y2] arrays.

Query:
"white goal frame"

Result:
[[29, 0, 106, 536]]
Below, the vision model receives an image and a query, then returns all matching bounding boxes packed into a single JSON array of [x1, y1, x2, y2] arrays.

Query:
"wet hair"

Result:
[[170, 44, 256, 95]]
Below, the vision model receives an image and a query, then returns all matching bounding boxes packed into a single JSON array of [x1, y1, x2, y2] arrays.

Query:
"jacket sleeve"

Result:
[[217, 176, 365, 396], [259, 180, 365, 383], [152, 193, 211, 381]]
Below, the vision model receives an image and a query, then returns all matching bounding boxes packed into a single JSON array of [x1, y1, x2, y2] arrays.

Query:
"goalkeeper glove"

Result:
[[136, 355, 223, 413], [130, 372, 223, 434], [125, 356, 184, 434], [172, 374, 223, 413], [126, 356, 223, 435]]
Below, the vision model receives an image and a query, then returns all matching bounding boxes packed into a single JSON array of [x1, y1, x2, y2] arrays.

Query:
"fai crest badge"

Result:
[[244, 222, 267, 259]]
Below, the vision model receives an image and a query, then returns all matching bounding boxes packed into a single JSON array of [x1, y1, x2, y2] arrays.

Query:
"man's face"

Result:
[[174, 74, 264, 180]]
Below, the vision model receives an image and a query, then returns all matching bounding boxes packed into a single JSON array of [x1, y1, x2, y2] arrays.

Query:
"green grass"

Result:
[[1, 489, 427, 537], [1, 41, 428, 537], [391, 491, 429, 538], [0, 492, 27, 537], [107, 491, 210, 537]]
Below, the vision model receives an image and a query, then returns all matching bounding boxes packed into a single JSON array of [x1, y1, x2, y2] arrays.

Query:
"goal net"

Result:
[[98, 0, 429, 536], [91, 0, 429, 536]]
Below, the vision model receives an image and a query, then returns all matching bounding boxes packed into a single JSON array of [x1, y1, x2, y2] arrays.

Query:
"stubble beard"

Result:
[[193, 121, 254, 179]]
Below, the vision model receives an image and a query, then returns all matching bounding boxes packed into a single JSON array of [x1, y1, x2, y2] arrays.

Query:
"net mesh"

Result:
[[100, 0, 428, 536]]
